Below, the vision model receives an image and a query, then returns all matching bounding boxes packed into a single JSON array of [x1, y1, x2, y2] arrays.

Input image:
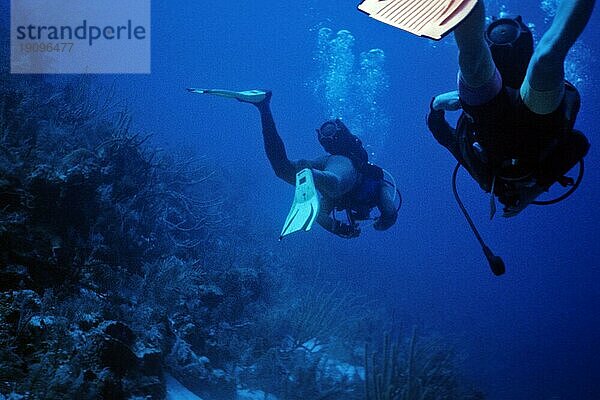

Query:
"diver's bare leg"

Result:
[[454, 1, 496, 88], [522, 0, 596, 114], [311, 157, 357, 199], [255, 98, 296, 185]]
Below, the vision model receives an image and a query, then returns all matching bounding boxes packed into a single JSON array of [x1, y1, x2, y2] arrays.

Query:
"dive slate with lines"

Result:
[[357, 0, 479, 40]]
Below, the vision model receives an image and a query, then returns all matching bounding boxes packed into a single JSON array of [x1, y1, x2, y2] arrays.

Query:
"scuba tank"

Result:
[[485, 15, 534, 89]]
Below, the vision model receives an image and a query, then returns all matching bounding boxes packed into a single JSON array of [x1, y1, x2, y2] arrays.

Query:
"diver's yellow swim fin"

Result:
[[358, 0, 479, 40], [187, 88, 269, 104], [279, 169, 320, 240]]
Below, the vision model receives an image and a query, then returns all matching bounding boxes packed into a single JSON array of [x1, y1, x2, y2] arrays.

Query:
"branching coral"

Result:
[[286, 284, 366, 350], [365, 329, 484, 400]]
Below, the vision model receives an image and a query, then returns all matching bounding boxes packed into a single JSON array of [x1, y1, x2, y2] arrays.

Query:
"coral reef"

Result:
[[0, 70, 265, 399]]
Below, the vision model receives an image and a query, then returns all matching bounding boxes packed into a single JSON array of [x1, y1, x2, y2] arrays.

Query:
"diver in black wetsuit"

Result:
[[427, 1, 593, 217], [249, 90, 399, 238], [423, 1, 593, 275]]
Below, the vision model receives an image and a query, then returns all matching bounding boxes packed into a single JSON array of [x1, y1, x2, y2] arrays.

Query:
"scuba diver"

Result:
[[426, 0, 594, 274], [187, 89, 399, 239]]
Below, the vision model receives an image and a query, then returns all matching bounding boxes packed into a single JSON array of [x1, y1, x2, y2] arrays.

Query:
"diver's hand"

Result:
[[373, 217, 390, 231], [432, 91, 461, 111], [334, 222, 360, 239]]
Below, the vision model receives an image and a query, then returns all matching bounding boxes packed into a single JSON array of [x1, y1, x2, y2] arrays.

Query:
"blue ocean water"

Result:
[[2, 0, 599, 399], [114, 1, 600, 399]]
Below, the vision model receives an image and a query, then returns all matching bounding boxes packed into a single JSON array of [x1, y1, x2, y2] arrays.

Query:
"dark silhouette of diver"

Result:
[[426, 0, 594, 274], [429, 1, 593, 216], [188, 89, 399, 238]]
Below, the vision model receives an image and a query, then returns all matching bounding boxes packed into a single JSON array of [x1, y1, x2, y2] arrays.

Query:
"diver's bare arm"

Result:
[[427, 98, 461, 161], [373, 182, 398, 231]]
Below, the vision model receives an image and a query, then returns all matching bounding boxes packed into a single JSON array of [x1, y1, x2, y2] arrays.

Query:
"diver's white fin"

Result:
[[279, 169, 320, 239], [358, 0, 479, 40]]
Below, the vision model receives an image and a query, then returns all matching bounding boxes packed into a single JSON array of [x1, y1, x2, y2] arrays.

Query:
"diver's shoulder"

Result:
[[325, 154, 355, 168], [326, 154, 353, 162]]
